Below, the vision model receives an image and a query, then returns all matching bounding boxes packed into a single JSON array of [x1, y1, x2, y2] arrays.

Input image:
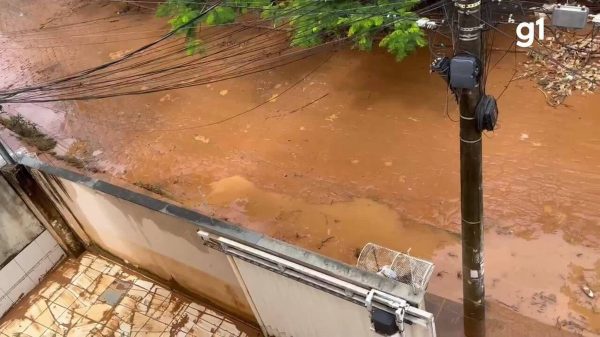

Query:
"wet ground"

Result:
[[0, 251, 260, 337], [1, 0, 599, 335], [0, 250, 579, 337]]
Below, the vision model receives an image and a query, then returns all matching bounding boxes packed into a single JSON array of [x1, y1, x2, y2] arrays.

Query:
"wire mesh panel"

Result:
[[356, 243, 399, 275], [391, 252, 435, 293], [356, 243, 435, 294]]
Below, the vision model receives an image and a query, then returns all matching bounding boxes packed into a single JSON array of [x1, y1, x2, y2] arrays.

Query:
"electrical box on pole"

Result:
[[450, 55, 481, 89], [551, 5, 589, 29]]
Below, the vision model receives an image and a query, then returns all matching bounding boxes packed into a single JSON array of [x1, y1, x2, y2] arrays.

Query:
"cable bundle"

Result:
[[0, 0, 448, 103]]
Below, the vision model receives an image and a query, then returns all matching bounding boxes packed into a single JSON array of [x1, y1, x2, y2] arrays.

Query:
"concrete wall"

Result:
[[21, 161, 433, 337], [45, 176, 256, 322], [232, 257, 430, 337], [0, 176, 44, 267]]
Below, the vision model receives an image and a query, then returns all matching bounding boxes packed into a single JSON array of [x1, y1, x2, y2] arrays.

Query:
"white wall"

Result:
[[0, 176, 44, 265], [232, 257, 431, 337], [28, 167, 433, 337], [49, 177, 257, 322], [0, 230, 64, 317]]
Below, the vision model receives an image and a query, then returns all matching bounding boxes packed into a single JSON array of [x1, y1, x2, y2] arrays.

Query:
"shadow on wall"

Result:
[[48, 176, 257, 323], [0, 176, 44, 267]]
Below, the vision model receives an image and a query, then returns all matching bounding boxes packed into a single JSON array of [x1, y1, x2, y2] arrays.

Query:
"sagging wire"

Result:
[[1, 0, 448, 103]]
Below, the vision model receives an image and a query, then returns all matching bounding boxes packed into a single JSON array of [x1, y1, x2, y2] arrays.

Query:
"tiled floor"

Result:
[[0, 252, 261, 337]]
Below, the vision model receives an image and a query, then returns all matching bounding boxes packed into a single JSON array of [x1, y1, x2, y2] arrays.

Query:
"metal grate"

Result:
[[357, 243, 435, 294]]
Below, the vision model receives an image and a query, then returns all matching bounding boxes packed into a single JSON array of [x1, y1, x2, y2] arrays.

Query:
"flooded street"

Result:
[[1, 0, 600, 335]]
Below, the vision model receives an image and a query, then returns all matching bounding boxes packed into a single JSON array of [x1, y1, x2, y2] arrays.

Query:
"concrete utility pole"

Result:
[[455, 0, 486, 335]]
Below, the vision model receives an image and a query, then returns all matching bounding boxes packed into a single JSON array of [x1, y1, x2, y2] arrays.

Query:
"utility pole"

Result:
[[455, 0, 485, 335]]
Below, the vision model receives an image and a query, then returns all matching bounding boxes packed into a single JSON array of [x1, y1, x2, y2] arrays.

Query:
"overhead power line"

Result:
[[0, 0, 448, 103]]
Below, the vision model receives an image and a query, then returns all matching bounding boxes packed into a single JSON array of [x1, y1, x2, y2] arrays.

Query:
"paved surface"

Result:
[[0, 249, 584, 337], [426, 294, 582, 337], [0, 252, 261, 337]]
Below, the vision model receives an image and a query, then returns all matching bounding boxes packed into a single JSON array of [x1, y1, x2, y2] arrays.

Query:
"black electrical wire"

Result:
[[1, 3, 324, 100], [1, 0, 444, 103], [21, 51, 335, 133], [1, 0, 225, 98], [0, 0, 314, 94], [0, 12, 149, 36], [7, 17, 417, 102]]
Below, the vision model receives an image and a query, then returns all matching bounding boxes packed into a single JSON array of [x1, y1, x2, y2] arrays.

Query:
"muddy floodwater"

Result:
[[1, 0, 600, 335]]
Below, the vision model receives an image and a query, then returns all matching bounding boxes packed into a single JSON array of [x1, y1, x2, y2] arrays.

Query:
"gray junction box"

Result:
[[450, 55, 480, 89], [552, 5, 589, 29]]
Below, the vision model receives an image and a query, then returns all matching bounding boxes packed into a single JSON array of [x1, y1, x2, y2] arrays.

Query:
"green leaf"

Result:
[[156, 0, 425, 59]]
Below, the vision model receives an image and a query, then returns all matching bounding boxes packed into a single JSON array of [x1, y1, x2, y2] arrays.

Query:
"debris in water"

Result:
[[520, 133, 529, 141], [498, 300, 520, 312], [219, 89, 228, 96], [159, 94, 173, 102], [531, 291, 557, 313], [133, 182, 167, 196], [194, 135, 210, 143], [556, 315, 587, 334], [54, 154, 86, 169], [582, 284, 595, 299], [295, 232, 306, 239], [351, 159, 359, 164], [384, 161, 393, 167], [0, 114, 56, 152], [109, 49, 133, 60], [92, 150, 103, 157], [318, 236, 335, 249], [325, 114, 338, 121], [495, 226, 514, 236]]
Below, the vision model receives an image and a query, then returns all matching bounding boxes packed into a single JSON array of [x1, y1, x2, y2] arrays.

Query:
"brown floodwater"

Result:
[[1, 0, 600, 335]]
